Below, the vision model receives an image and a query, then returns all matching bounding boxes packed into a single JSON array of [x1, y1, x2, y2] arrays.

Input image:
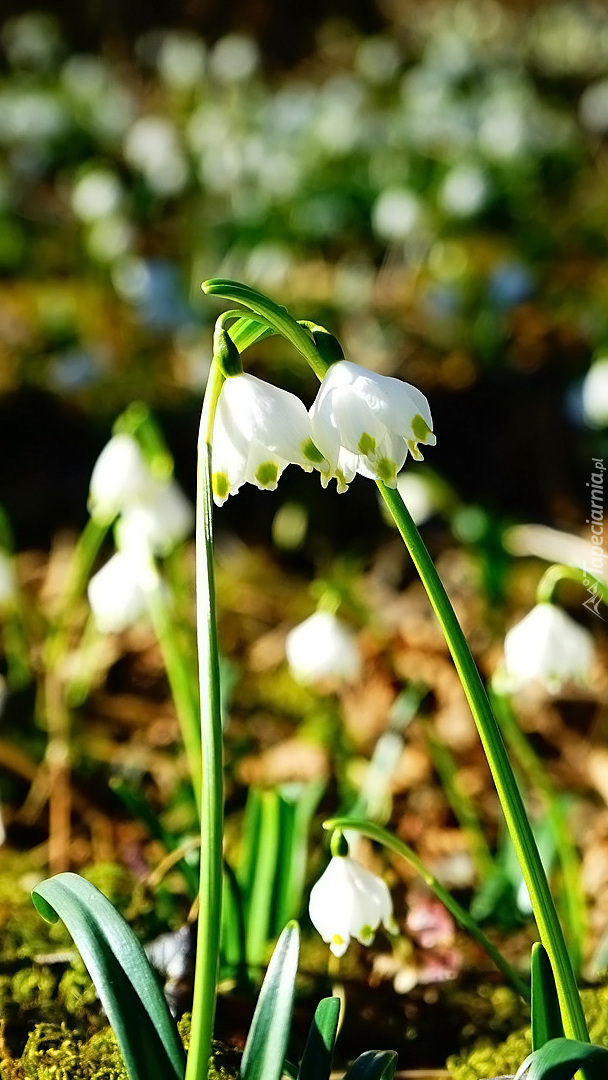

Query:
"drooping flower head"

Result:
[[310, 360, 435, 492], [309, 846, 398, 958], [117, 478, 194, 556], [87, 550, 148, 633], [211, 372, 329, 505], [285, 610, 361, 685], [89, 433, 155, 524], [502, 602, 594, 694]]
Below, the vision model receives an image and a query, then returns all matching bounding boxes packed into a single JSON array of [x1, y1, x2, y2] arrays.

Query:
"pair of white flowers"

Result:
[[211, 359, 436, 505], [87, 434, 194, 633]]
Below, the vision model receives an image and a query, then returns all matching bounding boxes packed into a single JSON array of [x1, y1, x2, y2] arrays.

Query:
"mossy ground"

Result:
[[448, 986, 608, 1080], [0, 1019, 241, 1080]]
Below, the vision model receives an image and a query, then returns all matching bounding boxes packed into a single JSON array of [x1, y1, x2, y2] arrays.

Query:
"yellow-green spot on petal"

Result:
[[255, 461, 280, 488], [359, 923, 374, 944], [302, 438, 327, 467], [358, 432, 377, 457], [411, 413, 434, 444], [375, 457, 397, 484], [385, 915, 399, 936], [212, 472, 230, 500], [332, 933, 344, 947], [406, 439, 424, 462]]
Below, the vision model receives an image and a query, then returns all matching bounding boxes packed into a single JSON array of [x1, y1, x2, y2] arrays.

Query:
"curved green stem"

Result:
[[186, 359, 226, 1080], [536, 563, 608, 608], [323, 817, 530, 1001], [377, 484, 588, 1045], [202, 280, 330, 380]]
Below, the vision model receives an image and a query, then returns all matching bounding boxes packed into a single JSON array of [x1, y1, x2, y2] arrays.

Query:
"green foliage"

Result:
[[297, 997, 341, 1080], [31, 873, 185, 1080], [342, 1051, 398, 1079], [519, 1038, 608, 1080], [531, 943, 564, 1051], [239, 922, 300, 1080]]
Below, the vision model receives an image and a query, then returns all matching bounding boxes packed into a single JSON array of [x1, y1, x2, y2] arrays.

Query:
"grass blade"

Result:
[[32, 872, 185, 1080], [516, 1039, 608, 1080], [342, 1050, 399, 1079], [531, 943, 565, 1051], [239, 921, 300, 1080], [298, 997, 341, 1080]]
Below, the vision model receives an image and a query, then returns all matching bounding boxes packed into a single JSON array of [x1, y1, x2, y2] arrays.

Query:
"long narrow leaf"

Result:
[[531, 943, 564, 1051], [298, 997, 341, 1080], [239, 922, 300, 1080], [32, 873, 185, 1080], [516, 1039, 608, 1080], [342, 1050, 398, 1080]]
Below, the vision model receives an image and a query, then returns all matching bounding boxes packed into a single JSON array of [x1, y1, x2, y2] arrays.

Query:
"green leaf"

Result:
[[298, 997, 341, 1080], [531, 943, 565, 1051], [239, 921, 300, 1080], [516, 1038, 608, 1080], [342, 1050, 398, 1080], [32, 873, 185, 1080]]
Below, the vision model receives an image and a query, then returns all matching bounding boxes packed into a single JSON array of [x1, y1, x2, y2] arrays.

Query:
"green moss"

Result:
[[0, 1020, 241, 1080], [447, 987, 608, 1080]]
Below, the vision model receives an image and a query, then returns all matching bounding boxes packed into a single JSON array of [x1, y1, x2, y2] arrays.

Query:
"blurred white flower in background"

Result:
[[371, 187, 425, 243], [89, 434, 154, 524], [285, 610, 361, 685], [208, 34, 259, 84], [395, 471, 438, 526], [581, 356, 608, 428], [71, 168, 123, 221], [117, 479, 194, 557], [124, 116, 188, 196], [501, 602, 595, 693], [87, 550, 148, 633], [309, 852, 398, 957], [156, 31, 207, 90], [437, 162, 489, 217]]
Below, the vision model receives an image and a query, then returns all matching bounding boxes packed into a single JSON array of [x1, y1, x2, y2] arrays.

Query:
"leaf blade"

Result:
[[298, 996, 341, 1080], [239, 921, 300, 1080]]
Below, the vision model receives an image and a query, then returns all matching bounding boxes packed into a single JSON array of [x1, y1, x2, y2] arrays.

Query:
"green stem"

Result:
[[536, 563, 608, 608], [185, 360, 225, 1080], [202, 280, 330, 380], [378, 484, 588, 1044], [323, 817, 530, 1001], [490, 688, 587, 974], [145, 580, 202, 814]]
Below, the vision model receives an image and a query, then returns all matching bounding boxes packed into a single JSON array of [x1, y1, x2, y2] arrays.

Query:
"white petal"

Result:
[[286, 611, 361, 684], [503, 603, 595, 692], [89, 434, 154, 521], [118, 479, 194, 555], [88, 551, 147, 633]]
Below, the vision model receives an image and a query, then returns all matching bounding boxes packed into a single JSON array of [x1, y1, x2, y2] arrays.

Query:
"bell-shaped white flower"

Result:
[[309, 854, 398, 957], [87, 550, 148, 633], [285, 610, 361, 685], [89, 434, 154, 523], [117, 478, 194, 556], [310, 360, 435, 492], [211, 373, 329, 505], [502, 602, 595, 693], [582, 356, 608, 428]]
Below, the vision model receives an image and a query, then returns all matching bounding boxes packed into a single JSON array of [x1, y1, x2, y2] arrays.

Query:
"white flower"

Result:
[[502, 602, 595, 693], [89, 434, 154, 523], [310, 360, 435, 492], [309, 854, 397, 957], [87, 551, 147, 633], [211, 373, 329, 506], [117, 478, 194, 555], [395, 471, 437, 526], [0, 552, 17, 610], [581, 357, 608, 428], [285, 610, 361, 685]]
